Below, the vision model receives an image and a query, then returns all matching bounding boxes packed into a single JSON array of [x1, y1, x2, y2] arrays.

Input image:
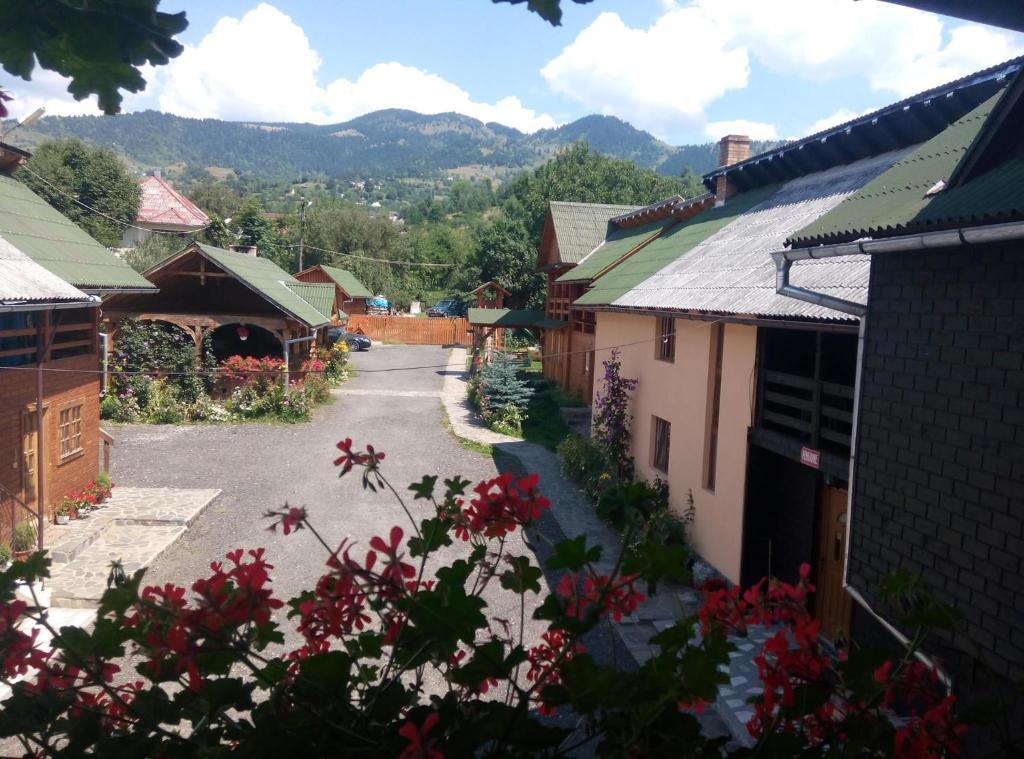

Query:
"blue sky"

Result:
[[11, 1, 1024, 145]]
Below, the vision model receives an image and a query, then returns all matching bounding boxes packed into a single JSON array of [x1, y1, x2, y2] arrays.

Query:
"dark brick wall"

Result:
[[849, 243, 1024, 687]]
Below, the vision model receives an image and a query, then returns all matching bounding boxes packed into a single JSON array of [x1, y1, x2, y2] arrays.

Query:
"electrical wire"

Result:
[[0, 322, 715, 377], [17, 165, 210, 239], [289, 243, 455, 268], [19, 165, 456, 271]]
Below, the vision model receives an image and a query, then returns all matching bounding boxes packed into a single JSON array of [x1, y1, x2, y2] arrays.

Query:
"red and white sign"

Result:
[[800, 446, 821, 470]]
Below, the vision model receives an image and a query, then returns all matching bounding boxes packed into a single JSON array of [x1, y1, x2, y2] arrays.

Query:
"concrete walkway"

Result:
[[441, 347, 759, 746], [46, 487, 220, 607]]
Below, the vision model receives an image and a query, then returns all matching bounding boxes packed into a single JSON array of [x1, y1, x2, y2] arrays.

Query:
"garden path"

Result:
[[442, 347, 758, 746]]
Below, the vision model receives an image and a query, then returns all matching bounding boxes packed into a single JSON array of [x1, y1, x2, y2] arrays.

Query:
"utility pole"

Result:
[[297, 199, 312, 272]]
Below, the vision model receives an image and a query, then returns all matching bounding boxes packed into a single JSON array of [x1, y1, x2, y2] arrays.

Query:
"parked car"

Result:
[[427, 298, 466, 317], [327, 327, 371, 351]]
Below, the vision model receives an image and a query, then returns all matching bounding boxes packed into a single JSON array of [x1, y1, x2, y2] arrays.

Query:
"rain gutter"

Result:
[[770, 219, 1024, 687]]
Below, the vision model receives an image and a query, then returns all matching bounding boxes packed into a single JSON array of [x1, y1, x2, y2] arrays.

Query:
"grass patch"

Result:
[[439, 401, 494, 457]]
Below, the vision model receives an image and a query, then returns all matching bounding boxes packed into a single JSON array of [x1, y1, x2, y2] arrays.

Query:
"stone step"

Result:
[[48, 524, 186, 608]]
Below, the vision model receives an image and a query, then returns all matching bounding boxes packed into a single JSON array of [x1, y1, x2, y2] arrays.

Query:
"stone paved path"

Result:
[[441, 348, 764, 747], [46, 487, 220, 607]]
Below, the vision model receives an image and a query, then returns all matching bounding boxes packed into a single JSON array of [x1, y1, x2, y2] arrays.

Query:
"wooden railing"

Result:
[[100, 428, 114, 474], [346, 315, 470, 346], [759, 369, 854, 453]]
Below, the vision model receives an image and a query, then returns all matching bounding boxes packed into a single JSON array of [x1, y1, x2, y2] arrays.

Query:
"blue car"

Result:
[[327, 327, 371, 351], [427, 298, 466, 317]]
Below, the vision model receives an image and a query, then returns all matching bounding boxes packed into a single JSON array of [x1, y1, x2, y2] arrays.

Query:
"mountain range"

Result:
[[7, 109, 777, 183]]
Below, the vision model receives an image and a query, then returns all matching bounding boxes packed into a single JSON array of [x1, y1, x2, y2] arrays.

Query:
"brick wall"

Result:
[[849, 243, 1024, 685], [0, 352, 101, 536]]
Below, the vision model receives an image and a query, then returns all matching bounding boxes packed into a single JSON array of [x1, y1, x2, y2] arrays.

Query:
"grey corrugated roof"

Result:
[[612, 149, 913, 322], [548, 201, 642, 266], [0, 234, 93, 305]]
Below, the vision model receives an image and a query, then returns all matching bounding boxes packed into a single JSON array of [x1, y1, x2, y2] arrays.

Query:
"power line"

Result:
[[0, 323, 715, 377], [291, 243, 454, 268], [20, 166, 458, 270], [18, 165, 210, 239]]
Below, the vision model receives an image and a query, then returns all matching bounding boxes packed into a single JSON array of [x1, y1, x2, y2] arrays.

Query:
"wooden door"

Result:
[[20, 407, 47, 510], [816, 486, 852, 640]]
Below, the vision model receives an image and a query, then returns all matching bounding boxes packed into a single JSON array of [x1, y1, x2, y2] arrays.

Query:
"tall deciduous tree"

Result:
[[17, 138, 141, 247], [234, 196, 289, 270], [504, 142, 699, 242], [474, 217, 543, 309]]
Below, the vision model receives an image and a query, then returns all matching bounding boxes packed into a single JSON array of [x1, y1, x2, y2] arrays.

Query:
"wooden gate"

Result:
[[346, 315, 470, 346]]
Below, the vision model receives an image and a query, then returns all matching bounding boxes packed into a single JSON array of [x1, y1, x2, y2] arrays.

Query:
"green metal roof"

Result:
[[575, 184, 781, 307], [546, 201, 641, 267], [557, 218, 670, 283], [195, 244, 331, 327], [468, 308, 559, 328], [284, 281, 340, 322], [0, 174, 155, 291], [789, 91, 1011, 246], [318, 265, 373, 298]]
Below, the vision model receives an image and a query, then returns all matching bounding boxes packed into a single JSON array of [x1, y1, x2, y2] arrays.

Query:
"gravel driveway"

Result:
[[111, 345, 553, 656]]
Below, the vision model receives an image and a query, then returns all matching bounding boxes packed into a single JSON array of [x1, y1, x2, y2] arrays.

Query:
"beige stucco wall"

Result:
[[593, 311, 757, 583]]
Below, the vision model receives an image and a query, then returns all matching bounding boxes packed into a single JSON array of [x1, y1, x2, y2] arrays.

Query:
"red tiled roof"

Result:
[[135, 175, 210, 228]]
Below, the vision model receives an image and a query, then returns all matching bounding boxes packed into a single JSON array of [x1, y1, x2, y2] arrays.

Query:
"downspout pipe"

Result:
[[765, 226, 1024, 689], [283, 331, 318, 382]]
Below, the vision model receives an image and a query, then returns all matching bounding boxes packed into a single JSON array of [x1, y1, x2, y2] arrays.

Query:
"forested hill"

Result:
[[9, 109, 776, 181]]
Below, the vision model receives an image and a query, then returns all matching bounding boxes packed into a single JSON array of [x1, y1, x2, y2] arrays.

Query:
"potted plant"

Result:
[[13, 523, 37, 562], [55, 502, 72, 525]]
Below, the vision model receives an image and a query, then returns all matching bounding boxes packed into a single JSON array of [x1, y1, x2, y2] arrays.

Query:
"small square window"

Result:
[[59, 401, 84, 462], [652, 415, 671, 473], [656, 317, 675, 362]]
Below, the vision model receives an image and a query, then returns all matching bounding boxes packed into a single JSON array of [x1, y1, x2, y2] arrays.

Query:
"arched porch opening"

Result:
[[209, 323, 282, 362]]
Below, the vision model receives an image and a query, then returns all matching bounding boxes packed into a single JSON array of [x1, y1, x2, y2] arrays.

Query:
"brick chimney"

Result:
[[230, 244, 258, 257], [714, 134, 751, 203]]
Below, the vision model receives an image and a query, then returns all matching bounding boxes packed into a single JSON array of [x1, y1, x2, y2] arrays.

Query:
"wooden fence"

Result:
[[346, 315, 470, 346]]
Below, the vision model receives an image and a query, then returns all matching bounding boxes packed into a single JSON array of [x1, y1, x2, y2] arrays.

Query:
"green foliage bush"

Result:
[[143, 379, 185, 424], [13, 523, 36, 552], [557, 434, 610, 498], [110, 319, 211, 407], [0, 544, 9, 566], [300, 373, 331, 405], [489, 403, 523, 436]]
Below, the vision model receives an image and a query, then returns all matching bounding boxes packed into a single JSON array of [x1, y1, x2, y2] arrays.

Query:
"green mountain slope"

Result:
[[5, 109, 779, 182]]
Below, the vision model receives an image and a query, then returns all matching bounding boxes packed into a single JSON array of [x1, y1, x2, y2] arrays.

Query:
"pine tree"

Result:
[[480, 355, 534, 414]]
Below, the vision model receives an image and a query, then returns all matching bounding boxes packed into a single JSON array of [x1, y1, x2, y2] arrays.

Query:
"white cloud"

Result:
[[321, 63, 556, 130], [802, 106, 875, 136], [5, 3, 556, 133], [542, 0, 1024, 140], [541, 9, 749, 139], [156, 3, 555, 131], [705, 119, 777, 140]]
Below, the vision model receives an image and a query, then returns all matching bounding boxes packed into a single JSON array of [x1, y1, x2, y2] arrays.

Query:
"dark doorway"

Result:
[[741, 445, 820, 587], [209, 324, 281, 362]]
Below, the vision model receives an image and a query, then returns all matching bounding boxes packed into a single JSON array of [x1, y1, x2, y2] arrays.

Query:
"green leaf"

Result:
[[408, 517, 452, 558], [450, 639, 512, 688], [499, 555, 543, 594], [622, 540, 690, 594], [0, 0, 189, 114], [545, 535, 602, 571], [409, 474, 438, 500], [444, 475, 472, 498]]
